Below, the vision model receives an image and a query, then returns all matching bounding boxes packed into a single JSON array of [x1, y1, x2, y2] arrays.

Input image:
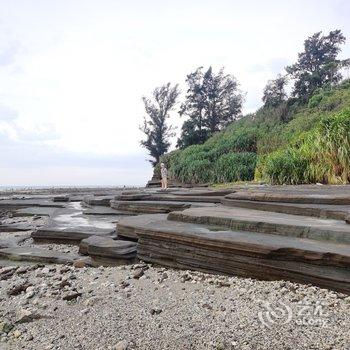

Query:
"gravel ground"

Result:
[[1, 263, 350, 350]]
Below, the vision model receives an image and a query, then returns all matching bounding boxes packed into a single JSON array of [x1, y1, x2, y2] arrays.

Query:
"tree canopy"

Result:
[[262, 74, 288, 107], [286, 30, 346, 100], [140, 83, 179, 166], [177, 67, 243, 149]]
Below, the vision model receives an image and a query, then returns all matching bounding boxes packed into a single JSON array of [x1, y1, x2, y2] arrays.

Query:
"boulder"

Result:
[[79, 236, 137, 266]]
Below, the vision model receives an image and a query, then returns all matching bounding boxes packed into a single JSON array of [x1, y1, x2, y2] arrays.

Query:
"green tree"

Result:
[[262, 74, 288, 107], [286, 30, 346, 100], [178, 66, 243, 148], [140, 83, 180, 166]]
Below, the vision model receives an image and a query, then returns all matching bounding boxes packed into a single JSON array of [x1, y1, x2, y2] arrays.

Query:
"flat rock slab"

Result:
[[82, 206, 135, 216], [111, 200, 192, 214], [0, 222, 37, 232], [53, 196, 70, 202], [222, 199, 350, 221], [168, 206, 350, 244], [226, 190, 350, 205], [0, 199, 66, 208], [0, 246, 85, 265], [82, 196, 114, 207], [146, 194, 223, 204], [0, 234, 31, 249], [114, 193, 152, 201], [12, 207, 57, 217], [167, 189, 235, 197], [117, 214, 167, 239], [79, 236, 137, 265], [33, 227, 116, 244], [118, 214, 350, 293], [32, 203, 116, 243]]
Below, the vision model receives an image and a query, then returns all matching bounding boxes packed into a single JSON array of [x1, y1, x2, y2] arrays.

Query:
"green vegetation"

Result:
[[159, 81, 350, 185], [146, 30, 350, 185]]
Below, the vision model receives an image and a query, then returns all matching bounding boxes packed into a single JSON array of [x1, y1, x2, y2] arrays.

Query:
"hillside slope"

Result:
[[159, 80, 350, 185]]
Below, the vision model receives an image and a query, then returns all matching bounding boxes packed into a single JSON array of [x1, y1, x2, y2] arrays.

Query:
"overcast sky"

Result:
[[0, 0, 349, 186]]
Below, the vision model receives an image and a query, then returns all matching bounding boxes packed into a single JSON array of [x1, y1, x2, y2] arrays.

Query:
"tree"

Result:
[[262, 74, 288, 107], [140, 83, 180, 166], [286, 30, 346, 100], [177, 119, 210, 149], [177, 66, 243, 148]]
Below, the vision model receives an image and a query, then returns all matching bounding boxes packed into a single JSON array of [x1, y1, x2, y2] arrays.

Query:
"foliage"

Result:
[[160, 82, 350, 185], [214, 153, 257, 183], [148, 30, 350, 185], [140, 83, 180, 166], [286, 30, 346, 100], [261, 148, 309, 185], [261, 108, 350, 184], [177, 66, 244, 148], [262, 74, 288, 108]]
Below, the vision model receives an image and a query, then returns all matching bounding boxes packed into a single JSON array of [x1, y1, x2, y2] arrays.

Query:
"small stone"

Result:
[[13, 330, 21, 338], [16, 266, 29, 275], [62, 292, 82, 301], [16, 308, 38, 323], [132, 269, 144, 279], [59, 279, 71, 289], [150, 308, 162, 315], [120, 281, 130, 289], [7, 282, 32, 296], [113, 340, 128, 350], [202, 303, 213, 310], [73, 260, 87, 268], [0, 322, 14, 334], [25, 290, 35, 299], [158, 272, 168, 283], [60, 266, 70, 274]]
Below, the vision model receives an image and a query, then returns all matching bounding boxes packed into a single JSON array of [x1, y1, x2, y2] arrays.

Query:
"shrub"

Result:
[[154, 83, 350, 185], [317, 108, 350, 182], [214, 153, 257, 183], [308, 92, 324, 108], [262, 148, 309, 185], [260, 108, 350, 185]]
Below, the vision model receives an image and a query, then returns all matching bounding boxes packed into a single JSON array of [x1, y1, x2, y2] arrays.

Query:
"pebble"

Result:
[[113, 340, 128, 350]]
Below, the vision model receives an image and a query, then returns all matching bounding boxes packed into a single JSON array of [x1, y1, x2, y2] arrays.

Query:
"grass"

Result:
[[158, 80, 350, 185]]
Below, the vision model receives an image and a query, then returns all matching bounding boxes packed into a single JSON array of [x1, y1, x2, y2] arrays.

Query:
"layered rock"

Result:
[[79, 235, 137, 266], [168, 206, 350, 244], [0, 246, 88, 265], [118, 214, 350, 294], [110, 200, 192, 214], [221, 198, 350, 220], [82, 196, 114, 207]]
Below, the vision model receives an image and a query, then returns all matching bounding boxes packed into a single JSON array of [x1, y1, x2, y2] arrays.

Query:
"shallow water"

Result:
[[54, 202, 115, 230]]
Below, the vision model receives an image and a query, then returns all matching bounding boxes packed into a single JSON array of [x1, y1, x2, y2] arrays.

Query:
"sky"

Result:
[[0, 0, 349, 186]]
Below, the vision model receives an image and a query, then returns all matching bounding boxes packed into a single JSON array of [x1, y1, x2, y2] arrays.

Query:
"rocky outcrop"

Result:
[[79, 236, 137, 266], [117, 214, 350, 294], [82, 196, 114, 207], [225, 190, 350, 205], [168, 206, 350, 244], [110, 200, 191, 214], [221, 198, 350, 220], [0, 246, 88, 265]]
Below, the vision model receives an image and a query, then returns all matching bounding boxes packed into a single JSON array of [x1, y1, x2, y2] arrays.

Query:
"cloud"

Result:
[[248, 58, 290, 75], [0, 104, 18, 121], [0, 0, 349, 185], [0, 42, 22, 66]]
